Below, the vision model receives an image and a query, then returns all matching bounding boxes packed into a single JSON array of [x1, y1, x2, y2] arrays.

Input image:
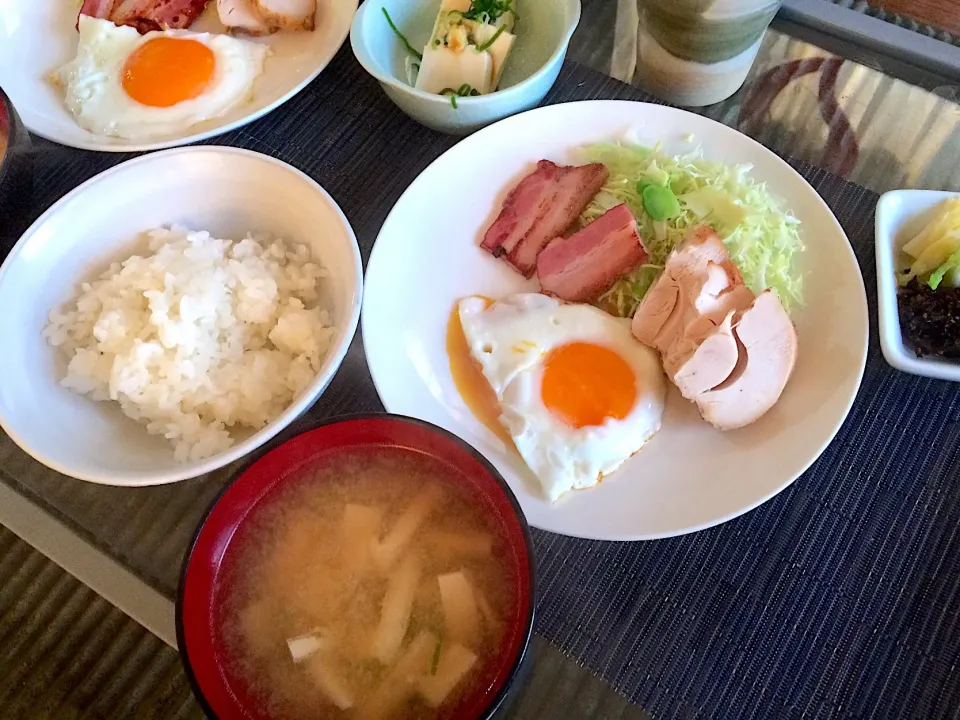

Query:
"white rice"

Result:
[[43, 226, 335, 462]]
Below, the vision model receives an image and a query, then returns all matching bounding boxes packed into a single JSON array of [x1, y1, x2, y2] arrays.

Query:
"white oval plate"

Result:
[[0, 0, 356, 152], [363, 100, 868, 541]]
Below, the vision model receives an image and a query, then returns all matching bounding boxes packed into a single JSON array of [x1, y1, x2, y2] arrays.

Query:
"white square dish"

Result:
[[875, 189, 960, 381]]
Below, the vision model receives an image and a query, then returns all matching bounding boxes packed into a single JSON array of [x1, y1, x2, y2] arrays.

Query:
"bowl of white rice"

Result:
[[0, 147, 363, 486]]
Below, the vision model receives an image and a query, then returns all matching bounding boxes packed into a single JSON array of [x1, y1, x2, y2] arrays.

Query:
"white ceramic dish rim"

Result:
[[0, 146, 364, 486], [875, 189, 960, 382], [8, 0, 357, 153], [362, 99, 869, 541], [349, 0, 581, 110]]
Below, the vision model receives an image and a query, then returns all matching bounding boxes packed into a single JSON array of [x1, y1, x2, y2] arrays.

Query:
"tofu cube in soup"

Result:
[[306, 656, 355, 710], [359, 629, 438, 719], [438, 570, 482, 649], [341, 504, 383, 572], [286, 630, 324, 663], [419, 643, 479, 707]]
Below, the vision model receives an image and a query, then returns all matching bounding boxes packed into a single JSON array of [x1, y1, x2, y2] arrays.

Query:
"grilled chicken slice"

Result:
[[217, 0, 278, 34], [254, 0, 316, 30], [671, 311, 740, 400], [631, 225, 797, 430], [694, 290, 798, 430], [632, 228, 752, 362]]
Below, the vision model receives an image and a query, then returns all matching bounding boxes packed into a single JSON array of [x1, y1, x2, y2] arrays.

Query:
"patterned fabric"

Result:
[[829, 0, 960, 45], [9, 49, 960, 718]]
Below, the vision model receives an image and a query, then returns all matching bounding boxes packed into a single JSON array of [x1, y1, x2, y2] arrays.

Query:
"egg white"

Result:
[[459, 293, 666, 502], [56, 16, 268, 139]]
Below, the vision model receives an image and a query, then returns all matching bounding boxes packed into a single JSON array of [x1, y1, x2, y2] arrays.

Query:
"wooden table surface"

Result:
[[868, 0, 960, 35]]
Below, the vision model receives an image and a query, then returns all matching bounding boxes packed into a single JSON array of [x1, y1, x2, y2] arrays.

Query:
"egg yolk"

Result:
[[122, 37, 215, 108], [541, 342, 637, 428]]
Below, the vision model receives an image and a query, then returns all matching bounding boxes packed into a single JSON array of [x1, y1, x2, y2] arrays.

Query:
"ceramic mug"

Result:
[[635, 0, 781, 107]]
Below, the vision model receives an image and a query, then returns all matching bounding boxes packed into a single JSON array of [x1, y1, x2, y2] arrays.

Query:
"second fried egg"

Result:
[[56, 16, 267, 140], [458, 293, 666, 501]]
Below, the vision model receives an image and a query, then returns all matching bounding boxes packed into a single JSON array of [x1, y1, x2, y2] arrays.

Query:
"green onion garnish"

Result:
[[440, 84, 480, 109], [382, 8, 422, 61], [475, 23, 506, 52], [462, 0, 517, 25]]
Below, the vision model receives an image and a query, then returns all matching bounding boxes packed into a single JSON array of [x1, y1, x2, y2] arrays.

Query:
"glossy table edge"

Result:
[[0, 481, 177, 646], [779, 0, 960, 77]]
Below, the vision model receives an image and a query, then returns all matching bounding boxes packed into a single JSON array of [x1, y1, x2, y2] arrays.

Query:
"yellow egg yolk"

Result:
[[122, 37, 215, 108], [541, 342, 637, 428]]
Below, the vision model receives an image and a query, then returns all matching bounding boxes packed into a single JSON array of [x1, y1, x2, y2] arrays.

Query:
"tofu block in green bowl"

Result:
[[350, 0, 580, 135]]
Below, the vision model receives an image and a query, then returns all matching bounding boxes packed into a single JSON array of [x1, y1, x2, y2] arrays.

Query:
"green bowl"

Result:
[[350, 0, 581, 135]]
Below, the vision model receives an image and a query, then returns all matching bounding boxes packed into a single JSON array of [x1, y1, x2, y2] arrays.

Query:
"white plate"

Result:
[[362, 100, 868, 540], [0, 0, 356, 152], [876, 190, 960, 381]]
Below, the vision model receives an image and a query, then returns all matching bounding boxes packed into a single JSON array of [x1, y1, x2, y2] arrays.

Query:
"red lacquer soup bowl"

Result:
[[176, 414, 536, 720]]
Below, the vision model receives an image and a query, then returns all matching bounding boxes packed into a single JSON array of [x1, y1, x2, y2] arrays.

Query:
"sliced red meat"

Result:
[[79, 0, 117, 18], [481, 161, 609, 278], [77, 0, 116, 29], [536, 203, 648, 302], [481, 161, 561, 256], [109, 0, 210, 31]]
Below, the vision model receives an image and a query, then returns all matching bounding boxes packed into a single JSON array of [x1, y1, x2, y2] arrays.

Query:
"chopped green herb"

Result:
[[382, 8, 422, 61], [475, 23, 506, 52], [928, 248, 960, 290], [462, 0, 517, 25], [430, 640, 442, 675], [440, 84, 480, 109]]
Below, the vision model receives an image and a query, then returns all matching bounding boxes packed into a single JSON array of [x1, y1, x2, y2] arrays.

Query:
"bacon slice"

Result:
[[536, 203, 648, 302], [79, 0, 117, 19], [77, 0, 116, 29], [112, 0, 211, 31], [481, 161, 608, 278], [80, 0, 211, 32]]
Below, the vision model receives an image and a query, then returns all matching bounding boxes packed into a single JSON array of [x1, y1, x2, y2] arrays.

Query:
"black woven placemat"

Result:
[[15, 45, 960, 720]]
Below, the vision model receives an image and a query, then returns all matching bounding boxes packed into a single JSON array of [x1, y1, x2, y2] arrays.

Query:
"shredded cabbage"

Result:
[[580, 142, 805, 318]]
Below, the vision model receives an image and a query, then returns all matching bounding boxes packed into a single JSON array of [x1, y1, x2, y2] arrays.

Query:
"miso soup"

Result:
[[220, 448, 521, 719]]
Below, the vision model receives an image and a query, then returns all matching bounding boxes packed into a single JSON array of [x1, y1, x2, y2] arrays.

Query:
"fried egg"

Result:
[[457, 293, 666, 501], [55, 16, 267, 140]]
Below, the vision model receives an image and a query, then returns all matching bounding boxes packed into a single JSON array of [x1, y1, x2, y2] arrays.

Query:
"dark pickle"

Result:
[[898, 277, 960, 359]]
